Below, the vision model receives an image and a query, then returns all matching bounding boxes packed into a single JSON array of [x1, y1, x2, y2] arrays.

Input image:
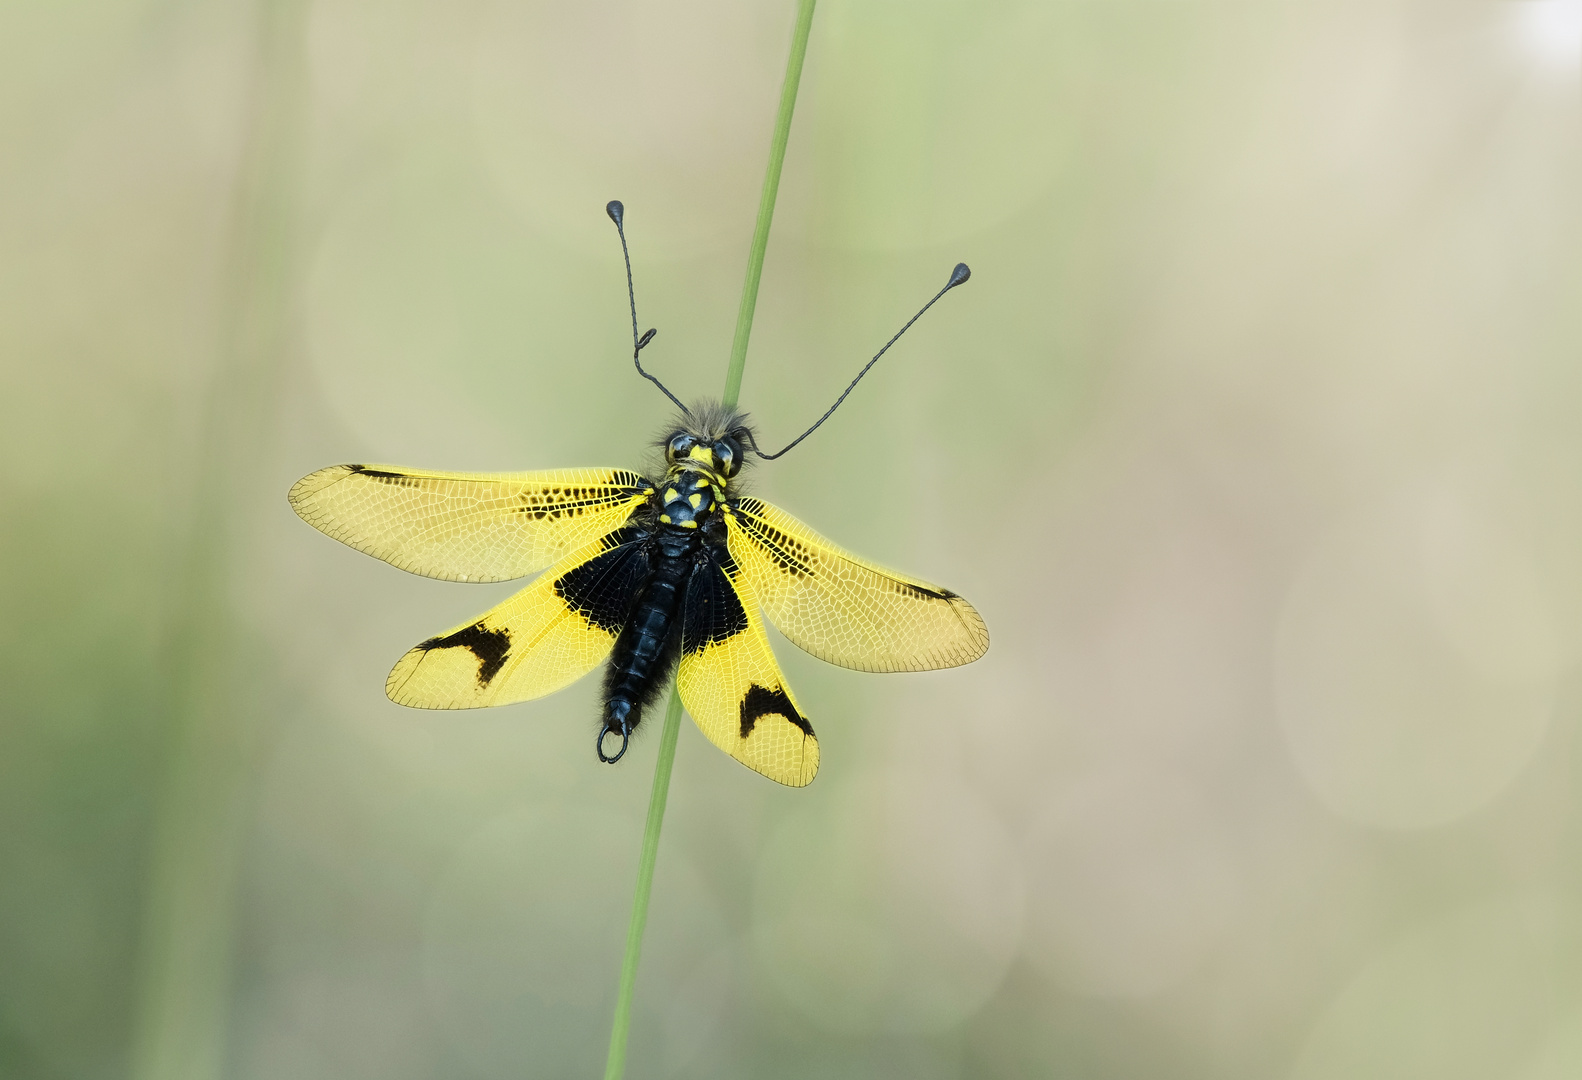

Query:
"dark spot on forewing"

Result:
[[516, 485, 578, 520], [739, 683, 812, 739], [352, 466, 417, 485], [515, 474, 646, 520], [768, 529, 812, 575], [733, 505, 812, 577], [418, 623, 511, 686]]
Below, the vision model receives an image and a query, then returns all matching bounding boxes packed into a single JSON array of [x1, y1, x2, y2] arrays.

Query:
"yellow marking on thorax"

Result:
[[666, 463, 725, 487]]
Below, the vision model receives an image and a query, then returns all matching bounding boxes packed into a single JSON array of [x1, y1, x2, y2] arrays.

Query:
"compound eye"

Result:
[[667, 434, 696, 460], [713, 438, 739, 475]]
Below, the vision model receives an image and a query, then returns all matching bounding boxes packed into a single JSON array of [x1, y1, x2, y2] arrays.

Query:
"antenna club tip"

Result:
[[947, 262, 971, 289], [606, 200, 624, 225]]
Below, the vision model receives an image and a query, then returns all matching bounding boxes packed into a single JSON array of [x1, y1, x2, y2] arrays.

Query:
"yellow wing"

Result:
[[724, 497, 989, 673], [677, 548, 819, 787], [289, 464, 650, 583], [386, 527, 649, 709]]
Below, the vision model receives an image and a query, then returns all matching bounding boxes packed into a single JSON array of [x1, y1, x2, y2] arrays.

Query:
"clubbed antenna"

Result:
[[745, 262, 971, 460], [607, 200, 684, 410]]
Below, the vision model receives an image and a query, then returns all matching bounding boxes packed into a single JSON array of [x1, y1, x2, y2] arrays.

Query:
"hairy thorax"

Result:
[[656, 464, 724, 531]]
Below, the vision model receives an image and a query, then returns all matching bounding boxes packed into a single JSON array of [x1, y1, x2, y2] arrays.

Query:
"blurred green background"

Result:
[[4, 1, 1582, 1077]]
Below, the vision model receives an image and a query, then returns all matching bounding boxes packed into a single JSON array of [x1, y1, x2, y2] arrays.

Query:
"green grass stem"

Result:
[[721, 0, 817, 413], [602, 3, 816, 1077], [601, 689, 683, 1080]]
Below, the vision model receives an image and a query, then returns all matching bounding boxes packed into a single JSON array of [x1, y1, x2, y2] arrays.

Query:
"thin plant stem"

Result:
[[602, 3, 817, 1077], [601, 689, 682, 1080], [722, 0, 818, 413]]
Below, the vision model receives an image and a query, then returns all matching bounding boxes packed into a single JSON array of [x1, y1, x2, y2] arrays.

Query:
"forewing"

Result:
[[386, 528, 648, 709], [289, 464, 649, 582], [725, 497, 989, 672], [677, 546, 819, 787]]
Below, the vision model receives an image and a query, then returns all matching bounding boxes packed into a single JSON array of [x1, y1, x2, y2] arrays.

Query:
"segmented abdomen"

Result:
[[601, 543, 691, 735]]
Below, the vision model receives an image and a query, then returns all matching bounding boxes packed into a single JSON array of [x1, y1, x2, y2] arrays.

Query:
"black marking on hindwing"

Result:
[[739, 683, 812, 739], [682, 543, 749, 654], [418, 623, 511, 686], [554, 527, 649, 634]]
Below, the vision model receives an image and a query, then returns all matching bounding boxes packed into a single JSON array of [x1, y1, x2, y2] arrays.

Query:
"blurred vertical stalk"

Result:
[[720, 0, 818, 412], [129, 1, 307, 1078], [602, 3, 816, 1078]]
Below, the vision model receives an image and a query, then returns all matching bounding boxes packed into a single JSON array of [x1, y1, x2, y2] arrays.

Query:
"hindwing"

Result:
[[387, 528, 648, 709], [289, 464, 649, 582], [678, 543, 818, 787], [724, 497, 989, 672]]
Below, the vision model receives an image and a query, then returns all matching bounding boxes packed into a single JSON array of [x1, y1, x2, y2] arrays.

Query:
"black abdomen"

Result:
[[598, 534, 693, 761]]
